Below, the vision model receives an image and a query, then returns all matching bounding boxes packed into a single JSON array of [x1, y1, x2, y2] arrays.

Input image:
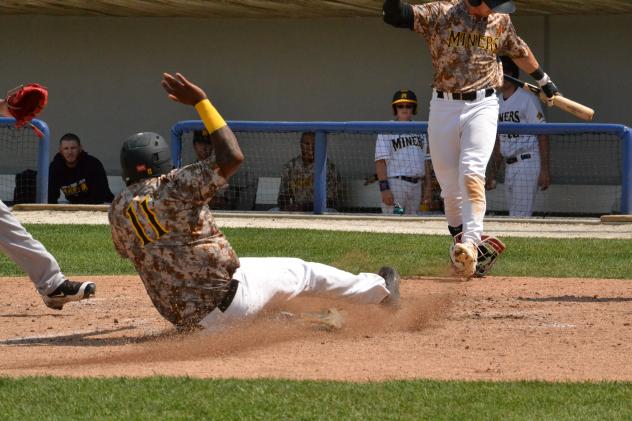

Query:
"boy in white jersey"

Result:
[[375, 89, 433, 215], [487, 56, 550, 217]]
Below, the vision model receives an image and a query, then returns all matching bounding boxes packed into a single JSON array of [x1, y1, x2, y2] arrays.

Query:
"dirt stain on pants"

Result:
[[464, 174, 486, 218]]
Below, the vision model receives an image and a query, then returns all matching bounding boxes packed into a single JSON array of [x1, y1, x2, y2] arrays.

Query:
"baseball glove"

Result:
[[5, 83, 48, 128]]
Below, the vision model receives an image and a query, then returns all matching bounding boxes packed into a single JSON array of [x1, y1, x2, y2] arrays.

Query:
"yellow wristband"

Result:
[[194, 99, 227, 134]]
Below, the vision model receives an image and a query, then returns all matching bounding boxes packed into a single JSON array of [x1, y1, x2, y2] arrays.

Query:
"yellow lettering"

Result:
[[448, 30, 461, 47], [478, 35, 487, 49], [466, 33, 477, 48], [448, 30, 499, 52], [486, 36, 494, 52]]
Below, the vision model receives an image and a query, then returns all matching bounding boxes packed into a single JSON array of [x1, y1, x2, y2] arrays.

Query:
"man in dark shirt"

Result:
[[48, 133, 114, 204]]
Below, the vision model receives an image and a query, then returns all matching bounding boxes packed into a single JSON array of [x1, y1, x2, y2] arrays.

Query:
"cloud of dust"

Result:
[[14, 287, 456, 370]]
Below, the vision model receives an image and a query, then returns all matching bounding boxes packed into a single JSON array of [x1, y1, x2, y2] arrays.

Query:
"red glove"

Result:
[[5, 83, 48, 128]]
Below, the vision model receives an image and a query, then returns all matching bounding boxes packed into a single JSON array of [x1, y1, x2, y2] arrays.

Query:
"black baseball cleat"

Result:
[[378, 266, 400, 307], [42, 280, 96, 310]]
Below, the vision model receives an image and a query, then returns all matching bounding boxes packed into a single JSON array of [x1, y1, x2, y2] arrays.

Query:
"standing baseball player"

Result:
[[0, 90, 95, 309], [487, 56, 550, 217], [109, 73, 400, 331], [382, 0, 560, 277], [375, 89, 433, 215]]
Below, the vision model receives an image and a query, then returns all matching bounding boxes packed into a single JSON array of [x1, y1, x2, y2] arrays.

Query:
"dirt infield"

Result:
[[2, 275, 631, 381]]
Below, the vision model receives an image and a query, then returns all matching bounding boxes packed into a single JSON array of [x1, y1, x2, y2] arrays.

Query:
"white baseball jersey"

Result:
[[375, 132, 429, 178], [498, 88, 546, 158]]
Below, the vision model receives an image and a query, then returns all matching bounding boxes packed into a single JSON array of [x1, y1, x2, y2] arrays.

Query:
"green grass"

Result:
[[0, 224, 629, 279], [1, 225, 631, 418], [0, 378, 631, 420]]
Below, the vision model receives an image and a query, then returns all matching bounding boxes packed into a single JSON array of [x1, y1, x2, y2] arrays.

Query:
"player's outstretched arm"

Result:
[[161, 72, 244, 179], [383, 0, 414, 29], [512, 48, 559, 102]]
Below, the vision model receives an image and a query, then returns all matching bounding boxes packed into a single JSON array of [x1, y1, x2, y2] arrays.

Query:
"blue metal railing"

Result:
[[171, 121, 632, 214], [0, 117, 50, 204]]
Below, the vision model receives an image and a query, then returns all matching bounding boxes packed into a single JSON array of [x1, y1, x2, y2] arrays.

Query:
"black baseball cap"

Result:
[[484, 0, 516, 14]]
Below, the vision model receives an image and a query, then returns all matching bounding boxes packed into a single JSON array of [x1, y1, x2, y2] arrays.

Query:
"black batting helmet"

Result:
[[120, 132, 172, 186], [392, 89, 418, 115], [500, 56, 519, 78]]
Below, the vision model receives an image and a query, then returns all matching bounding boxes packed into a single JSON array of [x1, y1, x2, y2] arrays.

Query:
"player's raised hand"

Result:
[[161, 73, 207, 106]]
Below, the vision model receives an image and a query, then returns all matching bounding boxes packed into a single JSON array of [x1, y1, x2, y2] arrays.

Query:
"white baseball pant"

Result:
[[381, 177, 422, 215], [504, 153, 540, 217], [427, 92, 499, 244], [199, 257, 389, 331], [0, 200, 66, 295]]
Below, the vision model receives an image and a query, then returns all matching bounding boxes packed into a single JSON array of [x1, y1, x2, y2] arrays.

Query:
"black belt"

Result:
[[391, 176, 421, 184], [436, 88, 495, 101], [506, 153, 532, 165], [217, 279, 239, 312]]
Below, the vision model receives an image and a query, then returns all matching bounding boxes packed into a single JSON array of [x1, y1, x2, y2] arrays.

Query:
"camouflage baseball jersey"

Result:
[[413, 0, 530, 92], [109, 160, 240, 328], [277, 156, 340, 209]]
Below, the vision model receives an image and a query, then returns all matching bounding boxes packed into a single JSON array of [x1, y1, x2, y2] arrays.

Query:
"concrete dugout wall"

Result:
[[0, 14, 630, 173]]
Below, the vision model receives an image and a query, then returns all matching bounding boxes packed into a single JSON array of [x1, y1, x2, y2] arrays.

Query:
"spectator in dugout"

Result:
[[375, 89, 434, 215], [277, 131, 341, 212], [48, 133, 114, 204], [192, 129, 214, 162]]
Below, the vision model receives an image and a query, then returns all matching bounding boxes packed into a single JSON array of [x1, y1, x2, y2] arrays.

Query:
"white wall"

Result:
[[0, 14, 630, 174], [547, 15, 632, 125]]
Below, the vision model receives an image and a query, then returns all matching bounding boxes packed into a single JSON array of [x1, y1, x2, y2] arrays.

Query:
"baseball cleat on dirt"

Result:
[[452, 242, 477, 278], [379, 266, 400, 307], [42, 280, 96, 310]]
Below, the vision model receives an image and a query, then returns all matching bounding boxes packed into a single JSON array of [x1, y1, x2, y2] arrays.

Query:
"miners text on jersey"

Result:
[[375, 133, 428, 178]]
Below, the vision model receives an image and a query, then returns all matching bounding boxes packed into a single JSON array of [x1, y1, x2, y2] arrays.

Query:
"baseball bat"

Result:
[[503, 74, 594, 121]]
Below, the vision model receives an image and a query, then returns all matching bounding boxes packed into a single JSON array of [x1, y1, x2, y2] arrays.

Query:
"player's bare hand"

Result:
[[381, 190, 394, 206], [485, 177, 497, 191], [538, 171, 550, 191], [161, 73, 207, 105]]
